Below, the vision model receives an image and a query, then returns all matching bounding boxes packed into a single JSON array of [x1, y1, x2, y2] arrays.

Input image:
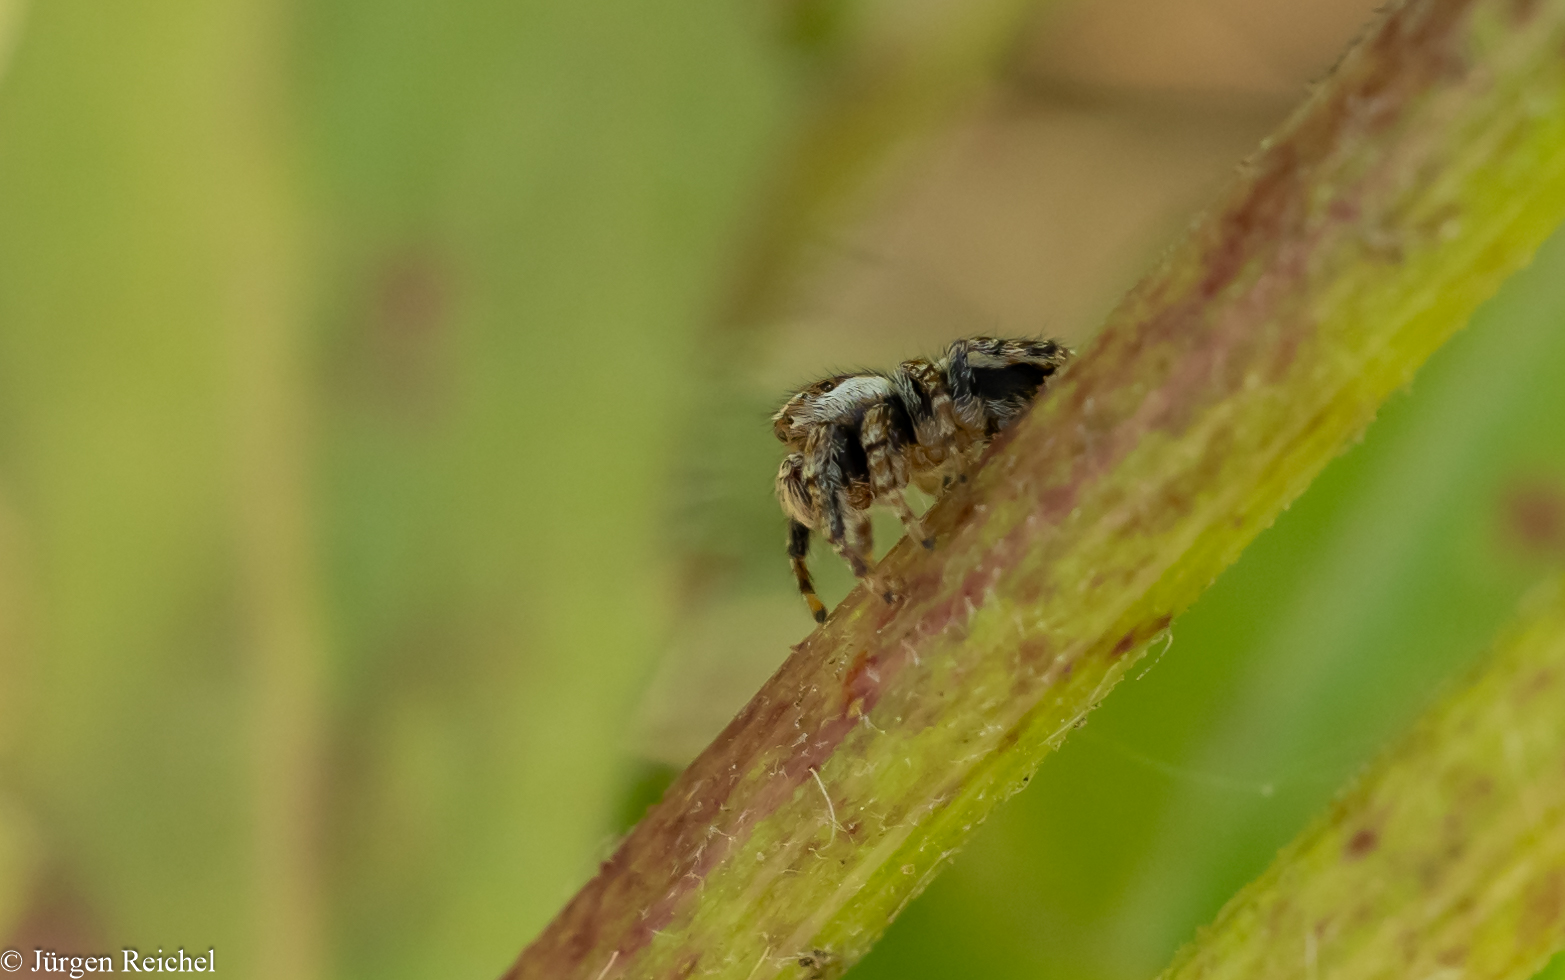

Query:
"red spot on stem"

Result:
[[1500, 477, 1565, 556], [842, 649, 880, 715], [1520, 870, 1565, 944], [1111, 615, 1174, 658], [1345, 828, 1380, 859]]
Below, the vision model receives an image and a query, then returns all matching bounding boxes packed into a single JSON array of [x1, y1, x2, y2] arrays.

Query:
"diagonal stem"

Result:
[[1157, 574, 1565, 980]]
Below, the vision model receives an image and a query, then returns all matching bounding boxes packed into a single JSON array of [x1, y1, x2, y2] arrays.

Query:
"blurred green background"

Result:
[[0, 1, 1563, 979]]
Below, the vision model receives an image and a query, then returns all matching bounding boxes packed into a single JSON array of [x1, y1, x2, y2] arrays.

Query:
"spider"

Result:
[[773, 336, 1071, 622]]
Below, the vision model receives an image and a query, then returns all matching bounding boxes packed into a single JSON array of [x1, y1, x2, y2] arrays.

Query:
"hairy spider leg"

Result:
[[942, 338, 988, 433], [808, 425, 870, 580], [896, 358, 962, 452], [861, 401, 933, 550], [787, 519, 826, 623], [844, 505, 874, 575], [776, 454, 828, 622], [886, 491, 932, 550], [844, 504, 904, 604], [776, 453, 814, 525]]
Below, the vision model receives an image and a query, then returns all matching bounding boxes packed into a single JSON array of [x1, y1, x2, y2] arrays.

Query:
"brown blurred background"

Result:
[[1, 1, 1563, 979]]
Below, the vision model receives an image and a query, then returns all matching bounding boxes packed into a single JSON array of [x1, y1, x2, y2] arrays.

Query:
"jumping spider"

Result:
[[773, 336, 1071, 622]]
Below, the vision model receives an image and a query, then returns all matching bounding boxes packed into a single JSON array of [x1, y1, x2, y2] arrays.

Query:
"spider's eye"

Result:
[[819, 381, 836, 393]]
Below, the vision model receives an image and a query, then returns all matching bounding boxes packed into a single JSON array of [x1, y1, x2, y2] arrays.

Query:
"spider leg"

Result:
[[893, 358, 960, 450], [886, 490, 932, 550], [777, 453, 828, 622], [842, 505, 873, 579], [808, 426, 870, 580], [776, 453, 813, 525], [839, 499, 907, 605], [943, 337, 988, 433], [787, 519, 827, 623], [818, 491, 869, 579], [862, 401, 933, 550]]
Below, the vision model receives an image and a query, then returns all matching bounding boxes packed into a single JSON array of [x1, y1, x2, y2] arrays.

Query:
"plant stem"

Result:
[[1159, 574, 1565, 980], [506, 1, 1565, 977]]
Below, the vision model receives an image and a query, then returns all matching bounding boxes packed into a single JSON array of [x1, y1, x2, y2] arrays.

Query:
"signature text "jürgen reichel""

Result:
[[28, 948, 216, 975]]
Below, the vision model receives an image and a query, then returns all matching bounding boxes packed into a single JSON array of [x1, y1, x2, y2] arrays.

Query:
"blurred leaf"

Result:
[[0, 0, 24, 84], [0, 2, 797, 979], [295, 2, 793, 977], [719, 0, 1056, 329], [0, 0, 308, 970]]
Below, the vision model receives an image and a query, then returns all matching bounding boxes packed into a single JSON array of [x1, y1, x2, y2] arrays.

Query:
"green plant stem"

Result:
[[506, 1, 1565, 977], [1158, 574, 1565, 980]]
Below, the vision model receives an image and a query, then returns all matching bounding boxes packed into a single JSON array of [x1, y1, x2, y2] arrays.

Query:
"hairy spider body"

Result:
[[773, 337, 1071, 622]]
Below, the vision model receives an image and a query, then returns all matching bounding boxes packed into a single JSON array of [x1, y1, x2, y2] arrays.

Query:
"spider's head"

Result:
[[772, 373, 891, 445]]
